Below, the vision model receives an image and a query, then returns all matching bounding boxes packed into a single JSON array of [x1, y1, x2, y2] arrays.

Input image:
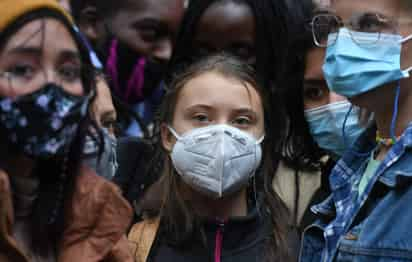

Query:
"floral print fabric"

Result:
[[0, 83, 90, 158]]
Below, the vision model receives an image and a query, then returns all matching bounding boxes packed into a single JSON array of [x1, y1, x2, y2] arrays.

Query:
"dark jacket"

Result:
[[113, 137, 158, 204], [147, 205, 273, 262]]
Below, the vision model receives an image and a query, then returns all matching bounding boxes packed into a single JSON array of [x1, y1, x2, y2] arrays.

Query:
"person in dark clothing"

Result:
[[128, 54, 293, 261], [69, 0, 185, 137]]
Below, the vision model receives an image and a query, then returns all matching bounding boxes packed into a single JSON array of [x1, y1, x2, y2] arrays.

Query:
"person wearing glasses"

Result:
[[300, 0, 412, 261]]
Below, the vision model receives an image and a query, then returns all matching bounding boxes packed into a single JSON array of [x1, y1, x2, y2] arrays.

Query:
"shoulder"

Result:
[[128, 216, 160, 262], [69, 165, 132, 225], [59, 166, 133, 261]]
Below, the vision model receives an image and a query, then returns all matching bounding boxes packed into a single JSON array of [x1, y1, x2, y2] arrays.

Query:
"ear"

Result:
[[161, 123, 176, 152], [77, 6, 101, 42]]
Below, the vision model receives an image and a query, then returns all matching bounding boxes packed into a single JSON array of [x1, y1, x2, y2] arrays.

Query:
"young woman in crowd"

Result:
[[0, 0, 132, 261], [128, 54, 292, 261], [300, 0, 412, 261], [119, 0, 292, 213], [168, 0, 349, 236], [276, 0, 368, 233], [70, 0, 185, 137]]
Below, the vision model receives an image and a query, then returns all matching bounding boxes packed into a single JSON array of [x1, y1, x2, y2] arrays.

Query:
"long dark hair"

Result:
[[280, 0, 326, 170], [0, 9, 98, 256], [145, 54, 290, 261]]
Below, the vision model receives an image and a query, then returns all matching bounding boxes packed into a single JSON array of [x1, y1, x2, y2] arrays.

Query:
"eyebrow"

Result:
[[133, 18, 168, 31], [185, 104, 258, 116], [5, 46, 80, 59], [233, 108, 258, 117], [5, 46, 42, 56], [58, 50, 82, 62]]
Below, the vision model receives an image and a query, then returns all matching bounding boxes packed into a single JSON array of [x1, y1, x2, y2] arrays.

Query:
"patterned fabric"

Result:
[[0, 84, 90, 157], [311, 123, 412, 261]]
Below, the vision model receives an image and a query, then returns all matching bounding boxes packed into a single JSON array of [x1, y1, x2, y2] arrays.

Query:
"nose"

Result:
[[43, 68, 59, 84], [328, 92, 346, 104], [152, 39, 172, 63]]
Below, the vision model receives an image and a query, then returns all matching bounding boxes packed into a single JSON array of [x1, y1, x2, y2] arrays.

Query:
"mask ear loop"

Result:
[[167, 126, 181, 140], [342, 81, 401, 158], [390, 82, 401, 141]]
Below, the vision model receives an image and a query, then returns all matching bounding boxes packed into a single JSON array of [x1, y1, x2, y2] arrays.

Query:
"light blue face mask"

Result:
[[305, 101, 366, 157], [323, 28, 412, 98]]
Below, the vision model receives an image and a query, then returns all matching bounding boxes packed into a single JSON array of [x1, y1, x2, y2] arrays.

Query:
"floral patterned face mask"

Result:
[[0, 83, 91, 158]]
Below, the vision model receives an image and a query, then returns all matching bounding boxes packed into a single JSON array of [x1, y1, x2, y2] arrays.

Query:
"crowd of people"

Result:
[[1, 0, 412, 261]]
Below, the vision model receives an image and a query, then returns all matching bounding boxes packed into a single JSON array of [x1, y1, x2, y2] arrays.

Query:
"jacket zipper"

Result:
[[214, 221, 225, 262]]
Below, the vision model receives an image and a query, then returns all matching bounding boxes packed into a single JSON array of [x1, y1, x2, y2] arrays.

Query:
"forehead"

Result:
[[176, 72, 262, 112], [195, 1, 255, 44], [119, 0, 184, 20], [331, 0, 401, 19], [2, 19, 77, 51]]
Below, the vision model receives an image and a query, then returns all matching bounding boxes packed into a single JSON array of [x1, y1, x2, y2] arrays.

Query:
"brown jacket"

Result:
[[0, 166, 134, 262]]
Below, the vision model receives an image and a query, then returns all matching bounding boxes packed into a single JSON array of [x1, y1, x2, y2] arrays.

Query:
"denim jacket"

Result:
[[300, 124, 412, 262]]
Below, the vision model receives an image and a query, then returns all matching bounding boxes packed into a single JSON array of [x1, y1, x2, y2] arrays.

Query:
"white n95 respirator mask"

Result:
[[168, 124, 264, 199]]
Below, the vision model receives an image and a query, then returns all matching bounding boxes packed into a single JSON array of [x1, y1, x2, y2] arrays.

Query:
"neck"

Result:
[[189, 189, 248, 220]]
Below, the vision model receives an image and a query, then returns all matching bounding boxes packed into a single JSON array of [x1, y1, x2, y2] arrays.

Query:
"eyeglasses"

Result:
[[311, 13, 398, 47]]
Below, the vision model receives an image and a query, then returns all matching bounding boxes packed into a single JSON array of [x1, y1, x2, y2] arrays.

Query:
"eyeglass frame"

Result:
[[310, 12, 400, 47]]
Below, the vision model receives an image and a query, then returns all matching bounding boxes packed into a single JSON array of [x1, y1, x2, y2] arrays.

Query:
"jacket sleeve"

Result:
[[58, 167, 134, 262]]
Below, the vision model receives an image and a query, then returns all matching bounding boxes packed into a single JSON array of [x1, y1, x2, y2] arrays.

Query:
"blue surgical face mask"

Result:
[[305, 101, 366, 157], [83, 128, 118, 180], [323, 28, 412, 98]]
